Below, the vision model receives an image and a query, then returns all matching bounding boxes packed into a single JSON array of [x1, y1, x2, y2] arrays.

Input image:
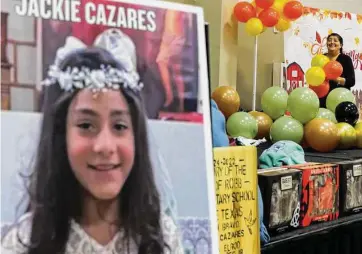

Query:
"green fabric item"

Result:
[[259, 141, 306, 169]]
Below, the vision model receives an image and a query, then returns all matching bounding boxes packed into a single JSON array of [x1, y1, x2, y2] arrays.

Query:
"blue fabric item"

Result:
[[259, 140, 306, 169], [211, 100, 270, 244], [258, 188, 270, 244], [211, 100, 229, 147]]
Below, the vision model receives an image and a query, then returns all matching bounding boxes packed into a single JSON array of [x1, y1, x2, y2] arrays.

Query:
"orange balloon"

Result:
[[304, 118, 339, 152], [258, 8, 280, 27], [324, 61, 343, 80], [255, 0, 275, 9], [283, 1, 303, 20], [309, 81, 330, 98], [212, 86, 241, 118], [248, 111, 273, 139], [234, 2, 257, 23]]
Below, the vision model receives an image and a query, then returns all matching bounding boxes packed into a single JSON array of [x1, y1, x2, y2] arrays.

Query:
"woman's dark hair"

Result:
[[327, 33, 344, 53], [23, 47, 167, 253]]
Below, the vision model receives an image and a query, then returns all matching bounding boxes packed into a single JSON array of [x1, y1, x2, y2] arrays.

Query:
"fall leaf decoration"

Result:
[[316, 31, 322, 44], [303, 42, 311, 50], [323, 10, 331, 16], [303, 7, 310, 15], [355, 37, 360, 46], [293, 27, 300, 36], [310, 8, 319, 16], [345, 12, 352, 20], [357, 14, 362, 24], [303, 7, 320, 17], [311, 32, 327, 55], [330, 11, 339, 19], [302, 7, 357, 22]]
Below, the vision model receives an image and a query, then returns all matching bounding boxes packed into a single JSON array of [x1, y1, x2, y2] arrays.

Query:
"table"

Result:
[[261, 213, 362, 254], [258, 142, 362, 254]]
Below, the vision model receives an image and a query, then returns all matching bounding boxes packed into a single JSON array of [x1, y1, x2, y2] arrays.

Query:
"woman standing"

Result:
[[320, 33, 356, 108]]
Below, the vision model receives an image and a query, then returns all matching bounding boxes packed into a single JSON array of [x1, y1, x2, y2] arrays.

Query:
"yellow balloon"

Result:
[[311, 54, 330, 68], [336, 123, 357, 149], [246, 18, 264, 36], [355, 122, 362, 148], [272, 0, 288, 15], [306, 67, 326, 86], [275, 17, 291, 32]]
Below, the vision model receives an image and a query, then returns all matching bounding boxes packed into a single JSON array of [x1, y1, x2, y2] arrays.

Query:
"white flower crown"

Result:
[[41, 64, 143, 93], [41, 31, 143, 93]]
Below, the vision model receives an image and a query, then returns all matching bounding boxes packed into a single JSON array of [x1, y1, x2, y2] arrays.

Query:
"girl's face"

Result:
[[66, 89, 135, 200], [327, 36, 342, 52]]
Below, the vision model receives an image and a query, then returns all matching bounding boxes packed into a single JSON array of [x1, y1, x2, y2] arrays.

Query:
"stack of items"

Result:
[[258, 159, 362, 235]]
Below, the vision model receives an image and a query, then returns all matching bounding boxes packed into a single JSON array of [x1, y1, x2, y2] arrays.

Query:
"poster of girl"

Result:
[[1, 0, 218, 253]]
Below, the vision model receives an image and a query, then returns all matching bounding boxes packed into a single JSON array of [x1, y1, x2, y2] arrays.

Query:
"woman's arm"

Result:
[[336, 55, 355, 89]]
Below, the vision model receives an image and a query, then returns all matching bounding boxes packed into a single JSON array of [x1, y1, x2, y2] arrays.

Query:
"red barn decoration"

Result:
[[286, 62, 305, 93]]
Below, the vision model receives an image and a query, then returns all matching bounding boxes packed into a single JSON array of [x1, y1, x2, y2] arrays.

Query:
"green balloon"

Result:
[[315, 108, 337, 123], [270, 116, 304, 144], [326, 88, 356, 113], [226, 112, 258, 138], [287, 87, 319, 124], [261, 87, 288, 120]]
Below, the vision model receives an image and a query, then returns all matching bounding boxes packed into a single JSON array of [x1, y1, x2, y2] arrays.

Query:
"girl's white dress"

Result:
[[1, 213, 184, 254]]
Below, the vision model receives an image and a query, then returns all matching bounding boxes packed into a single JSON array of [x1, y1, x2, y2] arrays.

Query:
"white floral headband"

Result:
[[41, 29, 143, 93]]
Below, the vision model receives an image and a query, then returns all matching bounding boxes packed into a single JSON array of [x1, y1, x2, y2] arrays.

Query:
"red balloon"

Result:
[[255, 0, 275, 9], [234, 2, 257, 23], [324, 61, 343, 80], [258, 8, 280, 27], [309, 81, 330, 98], [284, 1, 304, 20]]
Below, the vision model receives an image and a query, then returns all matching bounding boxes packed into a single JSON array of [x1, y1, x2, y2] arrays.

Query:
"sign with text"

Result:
[[213, 146, 260, 254]]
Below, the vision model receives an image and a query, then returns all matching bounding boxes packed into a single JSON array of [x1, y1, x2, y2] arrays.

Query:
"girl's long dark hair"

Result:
[[24, 47, 167, 253]]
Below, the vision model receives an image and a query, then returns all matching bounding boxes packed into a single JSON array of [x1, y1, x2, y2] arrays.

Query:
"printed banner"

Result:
[[284, 7, 362, 112], [1, 0, 207, 123], [214, 146, 260, 254]]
